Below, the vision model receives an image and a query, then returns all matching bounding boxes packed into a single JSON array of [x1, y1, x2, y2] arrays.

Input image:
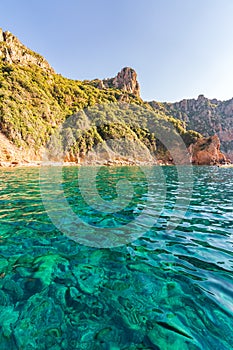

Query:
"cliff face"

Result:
[[0, 28, 54, 73], [0, 131, 40, 166], [99, 67, 140, 97], [159, 94, 233, 161], [189, 135, 228, 165]]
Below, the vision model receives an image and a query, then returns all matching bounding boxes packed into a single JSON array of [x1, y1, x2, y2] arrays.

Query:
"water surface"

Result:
[[0, 166, 232, 349]]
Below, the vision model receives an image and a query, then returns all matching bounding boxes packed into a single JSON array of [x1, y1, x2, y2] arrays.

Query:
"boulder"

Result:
[[189, 135, 229, 165]]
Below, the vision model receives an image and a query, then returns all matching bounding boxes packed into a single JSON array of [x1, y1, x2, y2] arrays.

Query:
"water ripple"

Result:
[[0, 166, 232, 349]]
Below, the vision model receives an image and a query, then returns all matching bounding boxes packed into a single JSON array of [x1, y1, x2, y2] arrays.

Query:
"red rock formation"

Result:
[[189, 135, 230, 165], [159, 95, 233, 162]]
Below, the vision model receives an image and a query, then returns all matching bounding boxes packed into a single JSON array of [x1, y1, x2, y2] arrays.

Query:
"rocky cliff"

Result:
[[96, 67, 140, 97], [154, 94, 233, 161], [189, 135, 229, 165], [0, 28, 54, 73]]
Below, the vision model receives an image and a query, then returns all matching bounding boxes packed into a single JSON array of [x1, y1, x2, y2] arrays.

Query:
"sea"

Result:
[[0, 166, 232, 349]]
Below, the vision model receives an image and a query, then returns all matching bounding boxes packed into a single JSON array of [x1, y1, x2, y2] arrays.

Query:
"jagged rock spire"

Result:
[[101, 67, 140, 97]]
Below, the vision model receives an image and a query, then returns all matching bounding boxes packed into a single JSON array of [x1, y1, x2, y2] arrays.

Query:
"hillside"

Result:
[[0, 29, 230, 166], [150, 95, 233, 161]]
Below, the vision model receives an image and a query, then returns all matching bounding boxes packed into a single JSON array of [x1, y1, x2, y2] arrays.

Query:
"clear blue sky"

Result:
[[1, 0, 233, 102]]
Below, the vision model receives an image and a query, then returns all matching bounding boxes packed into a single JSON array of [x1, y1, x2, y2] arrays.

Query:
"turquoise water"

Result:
[[0, 166, 232, 349]]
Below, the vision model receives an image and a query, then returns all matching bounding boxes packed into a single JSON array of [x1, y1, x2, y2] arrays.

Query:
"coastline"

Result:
[[0, 159, 232, 169]]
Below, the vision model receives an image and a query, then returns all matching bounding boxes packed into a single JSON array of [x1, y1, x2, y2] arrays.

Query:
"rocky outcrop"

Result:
[[189, 135, 229, 165], [98, 67, 140, 97], [158, 95, 233, 161], [0, 132, 41, 167], [0, 28, 54, 73]]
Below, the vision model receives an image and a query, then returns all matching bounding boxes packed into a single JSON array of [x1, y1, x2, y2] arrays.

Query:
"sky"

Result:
[[1, 0, 233, 102]]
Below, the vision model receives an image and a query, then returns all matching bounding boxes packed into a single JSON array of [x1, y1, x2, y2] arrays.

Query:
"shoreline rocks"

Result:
[[1, 134, 231, 168], [189, 135, 231, 166]]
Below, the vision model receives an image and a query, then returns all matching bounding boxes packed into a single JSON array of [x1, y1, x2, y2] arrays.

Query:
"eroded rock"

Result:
[[101, 67, 140, 97], [189, 135, 229, 165], [0, 29, 54, 73]]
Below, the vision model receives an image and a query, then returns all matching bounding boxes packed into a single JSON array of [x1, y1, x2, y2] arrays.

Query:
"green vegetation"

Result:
[[0, 56, 201, 161], [0, 60, 139, 149], [46, 102, 202, 162]]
